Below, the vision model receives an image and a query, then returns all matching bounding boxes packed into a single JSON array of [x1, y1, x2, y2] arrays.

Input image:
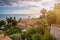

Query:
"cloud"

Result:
[[0, 0, 41, 6], [0, 0, 59, 14], [5, 8, 40, 14], [0, 0, 59, 10], [55, 0, 60, 2]]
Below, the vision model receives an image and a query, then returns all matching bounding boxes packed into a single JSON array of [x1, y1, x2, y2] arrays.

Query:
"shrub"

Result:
[[0, 20, 6, 27], [9, 33, 22, 40], [26, 27, 36, 34], [32, 33, 42, 40]]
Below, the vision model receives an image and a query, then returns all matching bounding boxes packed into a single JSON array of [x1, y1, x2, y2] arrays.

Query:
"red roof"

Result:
[[0, 34, 12, 40]]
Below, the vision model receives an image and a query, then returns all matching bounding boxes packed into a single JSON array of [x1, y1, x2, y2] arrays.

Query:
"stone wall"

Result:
[[54, 3, 60, 24], [50, 24, 60, 40]]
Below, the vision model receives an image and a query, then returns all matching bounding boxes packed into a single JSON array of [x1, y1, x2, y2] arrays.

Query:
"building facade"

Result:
[[54, 3, 60, 24]]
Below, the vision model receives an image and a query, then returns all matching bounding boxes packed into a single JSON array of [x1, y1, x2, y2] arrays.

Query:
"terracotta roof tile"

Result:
[[0, 34, 11, 40]]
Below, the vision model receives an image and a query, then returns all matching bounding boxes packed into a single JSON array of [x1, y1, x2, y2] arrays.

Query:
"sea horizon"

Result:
[[0, 14, 40, 20]]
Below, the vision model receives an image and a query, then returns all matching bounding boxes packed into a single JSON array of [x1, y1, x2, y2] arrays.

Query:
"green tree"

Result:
[[26, 34, 32, 40], [32, 33, 42, 40], [25, 27, 36, 40], [4, 23, 12, 30], [21, 32, 26, 40], [0, 20, 6, 36], [46, 10, 56, 26], [41, 29, 50, 40], [26, 27, 36, 34], [11, 19, 17, 26], [6, 17, 12, 23], [11, 17, 17, 26], [4, 23, 21, 36], [6, 17, 17, 26], [0, 20, 6, 30], [9, 33, 22, 40], [35, 26, 45, 35], [0, 20, 6, 27], [5, 26, 22, 36], [41, 8, 47, 19]]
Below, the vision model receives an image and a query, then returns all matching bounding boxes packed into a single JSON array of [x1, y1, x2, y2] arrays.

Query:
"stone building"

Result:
[[50, 24, 60, 40], [54, 3, 60, 24]]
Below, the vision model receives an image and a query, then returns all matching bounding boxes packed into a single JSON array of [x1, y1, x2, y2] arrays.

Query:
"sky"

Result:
[[0, 0, 60, 14]]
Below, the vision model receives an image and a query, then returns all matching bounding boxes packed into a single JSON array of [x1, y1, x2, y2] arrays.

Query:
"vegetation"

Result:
[[46, 10, 56, 25], [0, 9, 56, 40], [9, 33, 22, 40], [0, 20, 6, 30], [6, 17, 17, 26], [41, 8, 47, 19], [0, 20, 6, 27], [5, 26, 22, 36], [32, 33, 42, 40]]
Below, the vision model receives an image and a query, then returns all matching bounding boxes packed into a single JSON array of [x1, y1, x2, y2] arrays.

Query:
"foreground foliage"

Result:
[[0, 17, 56, 40]]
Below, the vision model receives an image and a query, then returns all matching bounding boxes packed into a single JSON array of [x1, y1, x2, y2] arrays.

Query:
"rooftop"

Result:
[[0, 34, 11, 40]]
